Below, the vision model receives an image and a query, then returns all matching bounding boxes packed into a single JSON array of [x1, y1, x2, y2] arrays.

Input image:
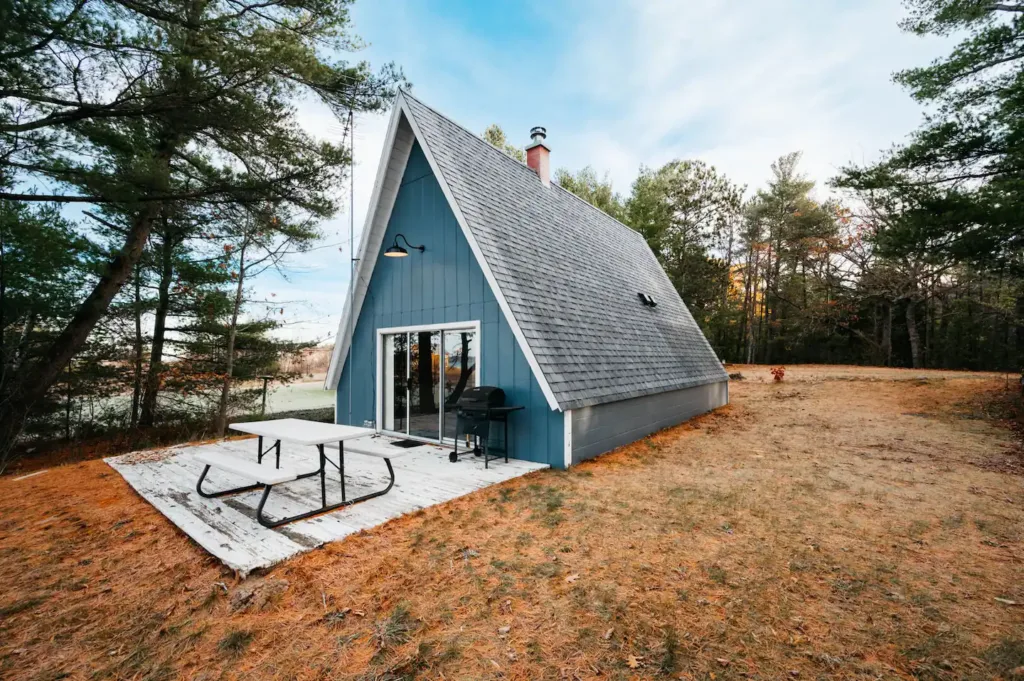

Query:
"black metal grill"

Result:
[[449, 386, 522, 467], [457, 385, 506, 413]]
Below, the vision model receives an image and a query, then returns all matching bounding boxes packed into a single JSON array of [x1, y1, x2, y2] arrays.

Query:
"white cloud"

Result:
[[552, 0, 953, 196], [267, 0, 955, 341], [255, 100, 391, 342]]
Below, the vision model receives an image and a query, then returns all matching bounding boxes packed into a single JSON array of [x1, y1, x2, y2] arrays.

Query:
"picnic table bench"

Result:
[[195, 419, 404, 528]]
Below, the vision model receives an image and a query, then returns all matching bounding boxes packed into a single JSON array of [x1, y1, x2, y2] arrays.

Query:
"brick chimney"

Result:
[[526, 126, 550, 187]]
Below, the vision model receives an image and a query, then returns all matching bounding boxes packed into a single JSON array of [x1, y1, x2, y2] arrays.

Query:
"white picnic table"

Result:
[[195, 419, 398, 527]]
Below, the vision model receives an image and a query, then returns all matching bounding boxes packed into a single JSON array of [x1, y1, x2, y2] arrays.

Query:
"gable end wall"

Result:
[[335, 141, 565, 467]]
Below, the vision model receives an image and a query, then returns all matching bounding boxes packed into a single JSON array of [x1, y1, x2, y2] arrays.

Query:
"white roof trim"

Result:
[[563, 410, 573, 468], [324, 103, 414, 390], [325, 93, 562, 413]]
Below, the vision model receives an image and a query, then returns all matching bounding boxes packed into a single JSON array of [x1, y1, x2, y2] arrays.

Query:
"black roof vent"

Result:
[[637, 292, 657, 308]]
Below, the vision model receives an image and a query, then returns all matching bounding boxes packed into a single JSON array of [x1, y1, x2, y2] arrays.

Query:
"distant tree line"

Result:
[[486, 0, 1023, 374], [0, 0, 403, 469]]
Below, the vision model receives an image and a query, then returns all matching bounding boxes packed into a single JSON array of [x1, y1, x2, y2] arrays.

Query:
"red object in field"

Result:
[[770, 366, 786, 382]]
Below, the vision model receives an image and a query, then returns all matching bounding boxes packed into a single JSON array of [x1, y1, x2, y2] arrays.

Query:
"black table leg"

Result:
[[256, 458, 396, 528], [275, 440, 281, 469], [318, 444, 326, 507], [340, 440, 346, 502], [196, 465, 263, 498], [257, 435, 264, 464]]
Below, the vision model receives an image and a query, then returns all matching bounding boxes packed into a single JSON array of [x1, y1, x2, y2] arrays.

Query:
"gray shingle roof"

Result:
[[402, 93, 728, 410]]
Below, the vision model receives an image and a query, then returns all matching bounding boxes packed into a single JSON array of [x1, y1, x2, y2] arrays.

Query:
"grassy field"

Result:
[[0, 365, 1021, 680]]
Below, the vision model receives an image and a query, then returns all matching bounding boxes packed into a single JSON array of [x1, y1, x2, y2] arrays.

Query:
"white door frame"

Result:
[[375, 320, 481, 444]]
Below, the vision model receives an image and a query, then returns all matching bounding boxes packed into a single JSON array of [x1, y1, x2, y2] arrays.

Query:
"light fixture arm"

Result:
[[394, 233, 425, 252]]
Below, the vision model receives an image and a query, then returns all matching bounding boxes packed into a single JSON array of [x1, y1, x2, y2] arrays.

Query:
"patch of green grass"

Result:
[[490, 558, 521, 572], [542, 488, 564, 512], [659, 626, 681, 674], [704, 564, 727, 585], [940, 513, 965, 530], [438, 639, 462, 663], [542, 512, 565, 527], [217, 629, 254, 656], [175, 625, 208, 653], [983, 639, 1024, 675], [335, 633, 359, 649], [830, 577, 868, 599], [0, 595, 47, 617], [531, 561, 562, 579], [907, 519, 931, 538], [910, 591, 935, 607], [374, 602, 415, 651], [198, 586, 223, 610], [323, 609, 350, 627], [974, 517, 1019, 543]]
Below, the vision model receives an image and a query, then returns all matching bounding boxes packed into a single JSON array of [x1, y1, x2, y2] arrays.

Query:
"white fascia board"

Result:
[[398, 95, 562, 412], [563, 410, 573, 468], [325, 102, 414, 389]]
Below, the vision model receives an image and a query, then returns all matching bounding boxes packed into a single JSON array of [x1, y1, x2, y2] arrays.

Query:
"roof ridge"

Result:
[[399, 89, 644, 240], [399, 89, 535, 172]]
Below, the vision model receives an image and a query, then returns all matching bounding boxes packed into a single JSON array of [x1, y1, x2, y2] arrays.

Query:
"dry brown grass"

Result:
[[1, 365, 1022, 680], [278, 344, 334, 377]]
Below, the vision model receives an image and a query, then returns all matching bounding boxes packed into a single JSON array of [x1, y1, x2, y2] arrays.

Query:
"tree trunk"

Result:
[[417, 331, 436, 412], [0, 216, 5, 374], [131, 265, 143, 428], [936, 295, 950, 369], [0, 199, 165, 456], [215, 242, 247, 437], [882, 302, 893, 367], [1015, 290, 1024, 372], [139, 231, 175, 427], [906, 300, 922, 369], [743, 243, 758, 364]]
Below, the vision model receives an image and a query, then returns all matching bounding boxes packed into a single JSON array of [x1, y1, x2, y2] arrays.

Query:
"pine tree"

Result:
[[0, 0, 404, 456]]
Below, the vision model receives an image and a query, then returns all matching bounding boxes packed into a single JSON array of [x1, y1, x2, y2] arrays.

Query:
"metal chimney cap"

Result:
[[530, 126, 547, 142]]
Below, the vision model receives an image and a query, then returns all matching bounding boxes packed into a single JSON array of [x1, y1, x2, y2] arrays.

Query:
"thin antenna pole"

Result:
[[347, 109, 355, 427]]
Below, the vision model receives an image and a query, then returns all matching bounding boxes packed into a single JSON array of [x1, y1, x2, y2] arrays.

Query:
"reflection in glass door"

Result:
[[381, 333, 408, 433], [409, 331, 441, 439], [442, 330, 477, 440], [381, 326, 478, 443]]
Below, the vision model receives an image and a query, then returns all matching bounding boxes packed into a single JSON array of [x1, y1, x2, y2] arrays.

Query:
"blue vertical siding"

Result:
[[336, 142, 564, 467]]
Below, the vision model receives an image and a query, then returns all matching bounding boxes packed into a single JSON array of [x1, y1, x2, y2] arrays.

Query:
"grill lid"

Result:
[[456, 386, 506, 409]]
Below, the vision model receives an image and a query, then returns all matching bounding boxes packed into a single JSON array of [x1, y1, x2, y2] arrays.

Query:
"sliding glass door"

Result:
[[381, 333, 408, 433], [442, 330, 478, 440], [380, 325, 477, 443], [409, 331, 441, 439]]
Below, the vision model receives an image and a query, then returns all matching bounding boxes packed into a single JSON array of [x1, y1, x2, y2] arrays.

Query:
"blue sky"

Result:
[[267, 0, 954, 343]]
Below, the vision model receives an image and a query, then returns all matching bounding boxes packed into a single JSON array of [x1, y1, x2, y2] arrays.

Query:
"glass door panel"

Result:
[[381, 333, 408, 433], [442, 330, 477, 441], [409, 331, 441, 439]]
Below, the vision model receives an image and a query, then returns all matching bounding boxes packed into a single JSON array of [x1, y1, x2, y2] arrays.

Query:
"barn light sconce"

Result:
[[384, 233, 425, 258]]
